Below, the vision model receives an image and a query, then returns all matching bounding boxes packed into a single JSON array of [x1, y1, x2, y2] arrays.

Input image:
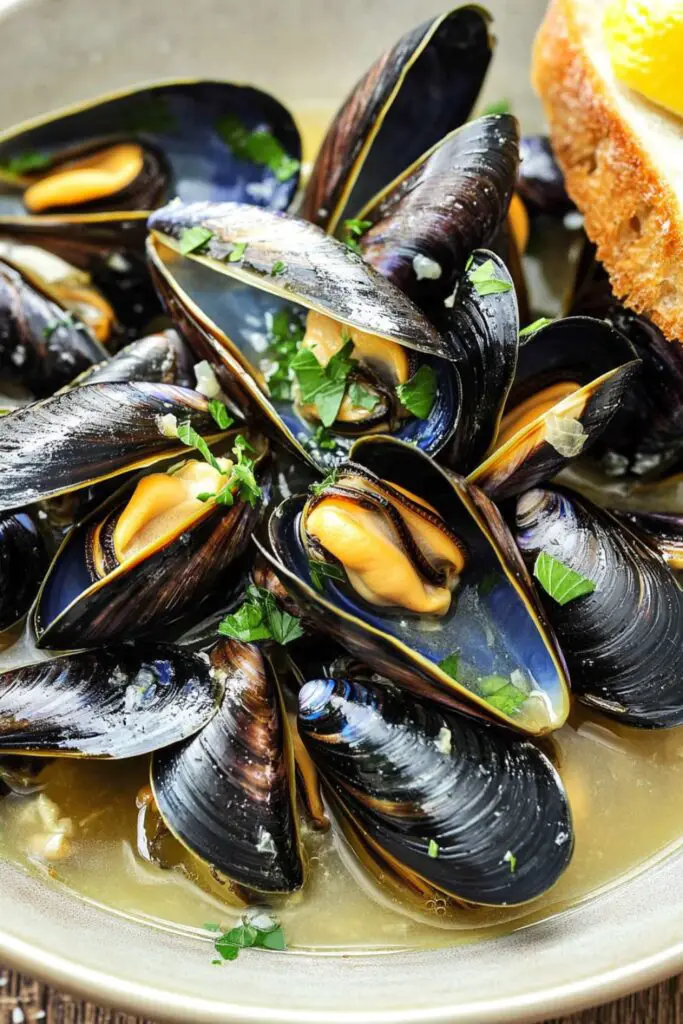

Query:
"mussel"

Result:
[[0, 511, 48, 631], [300, 6, 493, 232], [612, 510, 683, 570], [0, 256, 107, 396], [147, 200, 462, 469], [0, 80, 301, 222], [517, 135, 574, 217], [467, 317, 641, 499], [515, 487, 683, 728], [0, 644, 219, 757], [67, 329, 194, 389], [0, 381, 230, 511], [34, 428, 268, 648], [260, 436, 569, 735], [298, 673, 573, 906], [152, 638, 303, 893]]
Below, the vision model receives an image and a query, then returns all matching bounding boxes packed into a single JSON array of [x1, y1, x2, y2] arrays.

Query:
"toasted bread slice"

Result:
[[532, 0, 683, 342]]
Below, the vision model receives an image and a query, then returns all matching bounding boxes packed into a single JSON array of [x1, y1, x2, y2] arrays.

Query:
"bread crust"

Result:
[[532, 0, 683, 342]]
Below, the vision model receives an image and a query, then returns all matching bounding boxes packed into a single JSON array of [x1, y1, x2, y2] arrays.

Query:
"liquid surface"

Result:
[[1, 112, 682, 956]]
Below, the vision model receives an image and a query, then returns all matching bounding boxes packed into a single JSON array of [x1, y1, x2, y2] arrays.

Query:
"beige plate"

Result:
[[1, 0, 682, 1019]]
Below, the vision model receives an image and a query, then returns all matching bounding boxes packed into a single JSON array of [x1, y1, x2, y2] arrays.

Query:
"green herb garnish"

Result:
[[310, 469, 338, 496], [533, 551, 596, 606], [312, 426, 337, 451], [271, 260, 287, 276], [264, 309, 305, 401], [219, 585, 303, 645], [504, 850, 517, 873], [519, 317, 553, 339], [176, 420, 224, 472], [348, 382, 379, 412], [308, 559, 346, 592], [217, 114, 300, 182], [478, 675, 528, 716], [208, 399, 234, 430], [204, 922, 222, 932], [176, 427, 262, 507], [427, 839, 440, 859], [468, 259, 513, 297], [229, 433, 262, 508], [438, 652, 460, 681], [290, 338, 355, 427], [0, 150, 51, 176], [396, 365, 437, 419], [342, 218, 372, 254], [43, 311, 85, 340], [227, 241, 247, 263], [482, 98, 511, 115], [178, 226, 214, 256]]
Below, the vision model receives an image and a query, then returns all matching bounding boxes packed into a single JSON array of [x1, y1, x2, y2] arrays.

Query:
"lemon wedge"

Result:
[[604, 0, 683, 119]]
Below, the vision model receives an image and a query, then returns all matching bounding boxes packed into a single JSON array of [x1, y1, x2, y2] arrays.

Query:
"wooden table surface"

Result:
[[0, 968, 681, 1024]]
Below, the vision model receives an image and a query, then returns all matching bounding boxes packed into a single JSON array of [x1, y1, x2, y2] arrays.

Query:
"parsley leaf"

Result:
[[427, 839, 440, 859], [478, 675, 528, 716], [291, 339, 355, 427], [176, 420, 224, 472], [264, 309, 304, 402], [179, 226, 214, 256], [271, 260, 287, 276], [468, 259, 513, 297], [396, 365, 437, 419], [310, 469, 338, 496], [438, 652, 460, 681], [308, 558, 346, 591], [227, 241, 247, 263], [504, 850, 517, 873], [230, 433, 262, 507], [533, 551, 596, 606], [342, 218, 372, 254], [217, 114, 300, 182], [312, 425, 337, 450], [219, 585, 303, 645], [348, 382, 379, 412], [519, 317, 553, 339], [0, 150, 51, 176], [43, 311, 86, 339], [482, 98, 511, 115], [208, 399, 234, 430]]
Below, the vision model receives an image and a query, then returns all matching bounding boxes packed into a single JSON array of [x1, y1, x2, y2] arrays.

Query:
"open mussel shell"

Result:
[[467, 317, 641, 500], [0, 381, 228, 512], [261, 437, 569, 735], [0, 511, 48, 631], [0, 80, 301, 221], [0, 257, 107, 397], [298, 675, 573, 905], [67, 329, 194, 389], [300, 6, 493, 233], [612, 510, 683, 570], [439, 249, 519, 472], [0, 644, 219, 757], [34, 428, 268, 649], [517, 135, 573, 217], [570, 248, 683, 480], [147, 209, 461, 471], [152, 638, 303, 894], [515, 487, 683, 728], [357, 115, 519, 313]]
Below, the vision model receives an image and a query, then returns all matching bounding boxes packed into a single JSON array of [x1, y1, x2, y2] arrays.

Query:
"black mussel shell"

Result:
[[261, 437, 569, 735], [152, 638, 303, 893], [300, 6, 493, 232], [570, 247, 683, 480], [515, 487, 683, 728], [612, 510, 683, 570], [0, 511, 48, 631], [34, 429, 268, 649], [468, 317, 641, 500], [298, 675, 573, 905], [0, 257, 107, 396], [517, 135, 574, 217], [67, 329, 194, 389], [0, 80, 301, 219], [0, 644, 219, 757], [0, 381, 228, 511], [357, 116, 520, 313]]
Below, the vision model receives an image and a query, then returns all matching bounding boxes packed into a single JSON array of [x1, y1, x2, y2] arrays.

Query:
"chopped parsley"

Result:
[[43, 311, 86, 339], [213, 912, 287, 962], [176, 427, 262, 508], [519, 317, 553, 339], [438, 652, 460, 681], [178, 226, 214, 256], [227, 241, 247, 263], [0, 150, 51, 176], [271, 260, 287, 276], [312, 425, 337, 450], [290, 338, 355, 427], [482, 98, 511, 115], [468, 258, 512, 297], [310, 469, 338, 496], [208, 399, 234, 430], [503, 850, 517, 873], [218, 584, 303, 645], [427, 839, 440, 859], [264, 309, 304, 402], [217, 114, 300, 182], [533, 551, 596, 606], [478, 675, 528, 716], [176, 419, 224, 472], [308, 558, 346, 592], [342, 218, 372, 255], [348, 382, 379, 412], [396, 365, 437, 419]]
